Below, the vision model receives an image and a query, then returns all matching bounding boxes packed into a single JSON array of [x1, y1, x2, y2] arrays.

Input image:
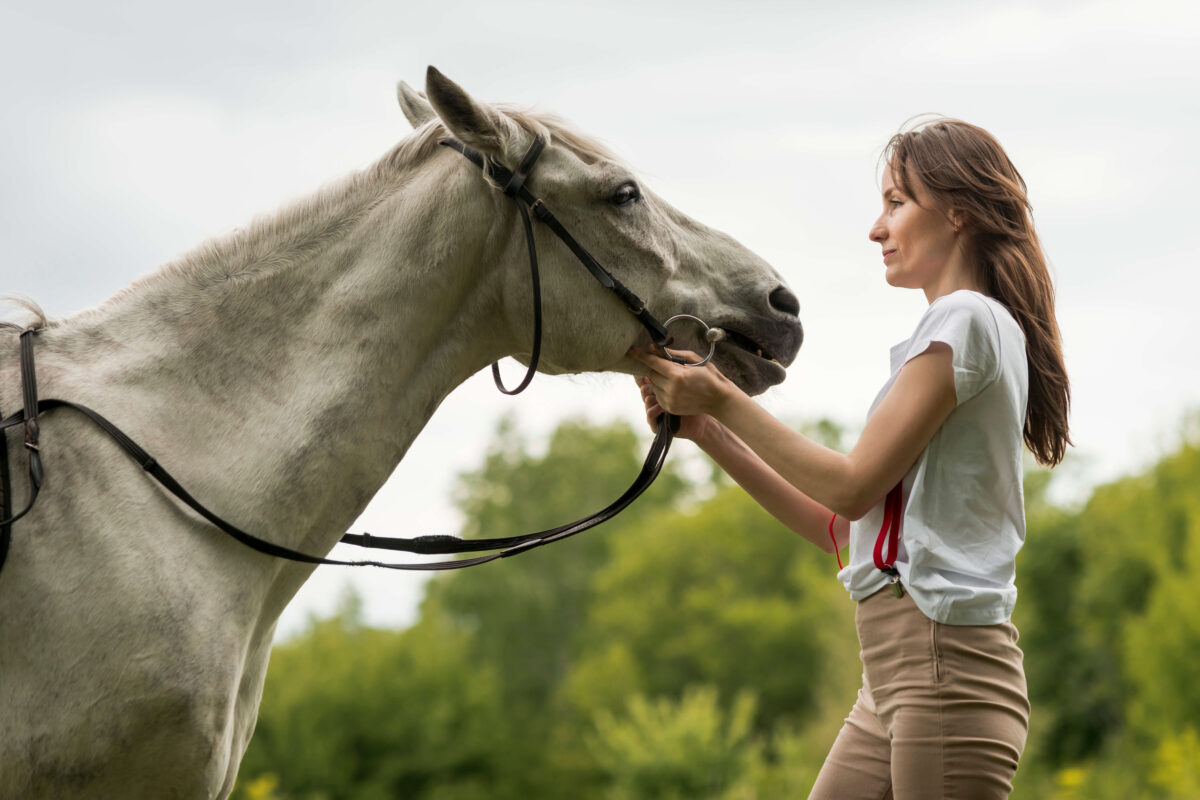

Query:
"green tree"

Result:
[[1013, 490, 1117, 766], [424, 416, 688, 710], [1122, 443, 1200, 744], [569, 483, 858, 734], [417, 416, 692, 796], [233, 593, 505, 800], [1014, 436, 1200, 795], [587, 686, 758, 799]]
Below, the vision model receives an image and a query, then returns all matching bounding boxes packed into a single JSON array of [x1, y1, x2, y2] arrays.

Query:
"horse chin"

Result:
[[715, 349, 788, 397]]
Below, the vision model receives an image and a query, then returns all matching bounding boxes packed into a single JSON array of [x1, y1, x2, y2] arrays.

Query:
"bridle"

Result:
[[439, 134, 723, 392], [0, 133, 725, 575]]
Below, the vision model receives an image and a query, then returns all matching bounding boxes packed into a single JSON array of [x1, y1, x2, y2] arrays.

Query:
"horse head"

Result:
[[403, 67, 803, 396]]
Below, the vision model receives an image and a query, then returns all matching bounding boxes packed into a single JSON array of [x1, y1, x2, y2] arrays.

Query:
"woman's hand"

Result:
[[636, 375, 715, 441], [628, 345, 741, 441]]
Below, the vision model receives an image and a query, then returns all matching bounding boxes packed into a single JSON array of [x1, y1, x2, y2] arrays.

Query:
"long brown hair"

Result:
[[884, 117, 1071, 467]]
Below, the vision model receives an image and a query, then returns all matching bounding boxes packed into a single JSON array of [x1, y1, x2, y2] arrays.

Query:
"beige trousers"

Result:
[[809, 587, 1030, 800]]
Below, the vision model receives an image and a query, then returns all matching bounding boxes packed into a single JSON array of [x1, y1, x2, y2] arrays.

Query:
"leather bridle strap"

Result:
[[0, 395, 674, 571], [440, 136, 674, 352], [0, 330, 43, 573], [0, 399, 10, 571], [475, 134, 546, 395], [0, 331, 43, 528]]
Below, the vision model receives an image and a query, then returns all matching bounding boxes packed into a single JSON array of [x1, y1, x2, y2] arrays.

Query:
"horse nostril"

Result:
[[768, 286, 800, 317]]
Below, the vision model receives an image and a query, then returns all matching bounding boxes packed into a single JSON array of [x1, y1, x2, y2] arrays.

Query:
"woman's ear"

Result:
[[424, 66, 520, 158]]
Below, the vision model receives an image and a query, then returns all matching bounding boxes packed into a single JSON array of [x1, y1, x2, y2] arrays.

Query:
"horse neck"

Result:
[[44, 148, 513, 563]]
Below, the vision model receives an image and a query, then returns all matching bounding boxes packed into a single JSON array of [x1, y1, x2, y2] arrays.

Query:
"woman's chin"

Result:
[[883, 266, 919, 290]]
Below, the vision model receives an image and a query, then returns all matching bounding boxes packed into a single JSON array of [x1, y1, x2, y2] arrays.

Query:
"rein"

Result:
[[0, 134, 724, 575]]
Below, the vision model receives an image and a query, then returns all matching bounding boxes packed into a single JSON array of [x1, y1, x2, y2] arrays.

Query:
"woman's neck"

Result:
[[923, 245, 984, 304]]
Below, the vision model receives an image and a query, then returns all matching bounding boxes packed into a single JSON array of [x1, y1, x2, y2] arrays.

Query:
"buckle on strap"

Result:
[[501, 136, 546, 197], [19, 328, 41, 450]]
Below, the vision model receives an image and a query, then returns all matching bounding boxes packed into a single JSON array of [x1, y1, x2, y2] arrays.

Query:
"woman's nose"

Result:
[[869, 215, 887, 243]]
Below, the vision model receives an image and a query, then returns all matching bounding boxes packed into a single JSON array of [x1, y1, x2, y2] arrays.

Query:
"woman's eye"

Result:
[[610, 182, 641, 207]]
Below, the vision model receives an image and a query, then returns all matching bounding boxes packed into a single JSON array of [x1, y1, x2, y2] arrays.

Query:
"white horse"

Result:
[[0, 67, 802, 799]]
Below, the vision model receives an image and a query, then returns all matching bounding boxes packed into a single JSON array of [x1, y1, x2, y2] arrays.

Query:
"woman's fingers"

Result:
[[627, 346, 668, 373], [627, 345, 703, 374], [638, 379, 656, 406], [633, 375, 662, 431]]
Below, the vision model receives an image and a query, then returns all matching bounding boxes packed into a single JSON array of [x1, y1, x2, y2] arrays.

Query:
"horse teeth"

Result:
[[756, 348, 763, 357]]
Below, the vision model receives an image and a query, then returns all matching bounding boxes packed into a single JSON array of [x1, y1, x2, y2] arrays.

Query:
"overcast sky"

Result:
[[3, 1, 1198, 636]]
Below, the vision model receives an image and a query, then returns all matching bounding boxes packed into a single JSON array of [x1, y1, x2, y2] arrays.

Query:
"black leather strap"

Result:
[[440, 137, 673, 350], [0, 331, 43, 533], [0, 396, 10, 573], [0, 398, 675, 571], [500, 135, 545, 197], [490, 195, 543, 395], [339, 410, 674, 560], [444, 136, 547, 395]]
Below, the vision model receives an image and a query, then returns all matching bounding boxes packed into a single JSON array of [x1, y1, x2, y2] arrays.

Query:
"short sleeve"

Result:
[[903, 292, 1000, 405]]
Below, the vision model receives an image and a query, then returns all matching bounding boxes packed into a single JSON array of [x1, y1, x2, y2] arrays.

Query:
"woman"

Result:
[[628, 117, 1070, 799]]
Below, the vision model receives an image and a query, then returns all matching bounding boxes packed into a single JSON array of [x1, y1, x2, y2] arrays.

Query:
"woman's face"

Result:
[[869, 164, 961, 292]]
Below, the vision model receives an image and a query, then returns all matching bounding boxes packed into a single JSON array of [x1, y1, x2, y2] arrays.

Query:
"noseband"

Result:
[[0, 134, 727, 575]]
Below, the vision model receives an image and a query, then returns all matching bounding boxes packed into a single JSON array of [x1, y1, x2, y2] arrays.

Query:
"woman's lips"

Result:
[[882, 249, 897, 261]]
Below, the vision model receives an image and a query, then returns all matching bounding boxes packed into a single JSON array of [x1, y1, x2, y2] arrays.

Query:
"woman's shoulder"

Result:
[[914, 289, 996, 339], [929, 288, 994, 315], [923, 290, 1023, 344]]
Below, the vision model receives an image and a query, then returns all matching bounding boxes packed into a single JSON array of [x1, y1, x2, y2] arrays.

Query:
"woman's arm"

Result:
[[638, 376, 845, 551], [698, 421, 851, 552], [629, 342, 959, 521]]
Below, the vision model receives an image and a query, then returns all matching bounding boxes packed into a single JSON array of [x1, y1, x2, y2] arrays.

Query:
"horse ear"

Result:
[[424, 66, 519, 156], [396, 81, 435, 129]]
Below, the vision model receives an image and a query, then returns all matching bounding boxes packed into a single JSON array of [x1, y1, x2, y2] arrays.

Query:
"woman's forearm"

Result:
[[697, 421, 847, 552], [708, 393, 867, 518]]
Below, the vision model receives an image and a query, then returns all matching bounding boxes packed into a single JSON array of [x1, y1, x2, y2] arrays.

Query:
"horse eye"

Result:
[[610, 182, 641, 207]]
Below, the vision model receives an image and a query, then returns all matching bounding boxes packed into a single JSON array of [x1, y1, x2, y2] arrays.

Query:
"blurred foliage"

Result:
[[588, 686, 757, 799], [234, 591, 506, 800], [233, 416, 1200, 799]]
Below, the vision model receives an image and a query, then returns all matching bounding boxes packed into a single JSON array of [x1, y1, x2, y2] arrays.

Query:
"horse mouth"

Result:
[[707, 318, 803, 395], [719, 327, 782, 365], [707, 331, 787, 395], [651, 315, 802, 396]]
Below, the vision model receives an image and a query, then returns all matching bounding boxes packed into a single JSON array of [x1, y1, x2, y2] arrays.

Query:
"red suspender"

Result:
[[830, 482, 905, 596], [872, 482, 904, 596], [829, 513, 844, 570], [872, 482, 902, 571]]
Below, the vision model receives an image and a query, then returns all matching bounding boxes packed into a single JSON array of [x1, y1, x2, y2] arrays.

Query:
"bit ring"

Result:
[[661, 314, 723, 366]]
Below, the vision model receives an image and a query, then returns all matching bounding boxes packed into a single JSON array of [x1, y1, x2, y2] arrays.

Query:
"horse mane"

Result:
[[494, 104, 622, 166], [379, 103, 622, 176], [0, 296, 51, 333], [7, 104, 623, 331], [164, 104, 620, 285]]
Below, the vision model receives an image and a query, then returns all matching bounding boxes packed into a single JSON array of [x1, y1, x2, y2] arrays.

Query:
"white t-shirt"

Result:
[[836, 290, 1029, 625]]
